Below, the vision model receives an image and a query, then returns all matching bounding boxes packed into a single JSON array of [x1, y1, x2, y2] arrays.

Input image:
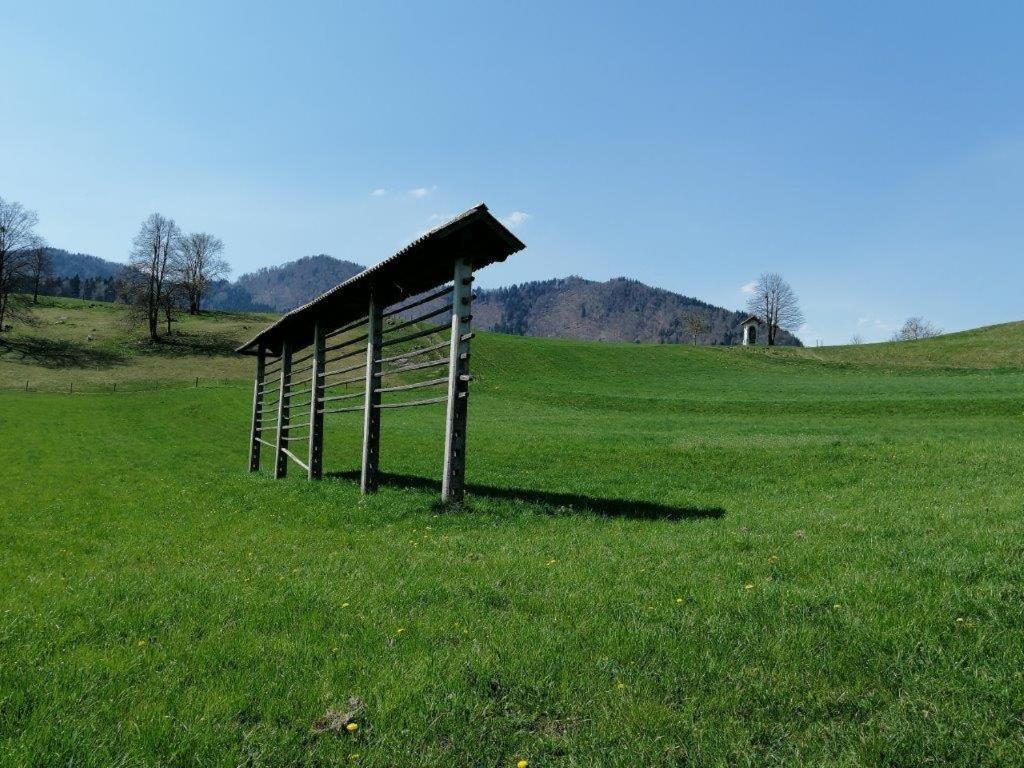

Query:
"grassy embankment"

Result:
[[2, 298, 1023, 766]]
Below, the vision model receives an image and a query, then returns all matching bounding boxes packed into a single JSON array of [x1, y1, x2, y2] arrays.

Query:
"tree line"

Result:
[[1, 195, 228, 341]]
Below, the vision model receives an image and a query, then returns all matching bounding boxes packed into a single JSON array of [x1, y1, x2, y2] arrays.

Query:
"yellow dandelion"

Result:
[[346, 722, 359, 733], [675, 597, 683, 604], [744, 583, 754, 590], [342, 602, 350, 608], [137, 639, 147, 646], [349, 754, 360, 762], [396, 627, 405, 634], [616, 681, 626, 690], [517, 760, 529, 768]]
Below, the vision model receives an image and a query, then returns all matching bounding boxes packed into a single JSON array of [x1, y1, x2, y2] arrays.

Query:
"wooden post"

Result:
[[248, 346, 265, 472], [360, 288, 383, 493], [442, 258, 473, 502], [274, 339, 292, 479], [307, 321, 326, 480]]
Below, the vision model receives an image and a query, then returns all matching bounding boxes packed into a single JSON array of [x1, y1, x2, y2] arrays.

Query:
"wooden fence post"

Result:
[[360, 288, 383, 493], [274, 339, 292, 479], [307, 322, 325, 480], [442, 258, 473, 502], [248, 346, 265, 472]]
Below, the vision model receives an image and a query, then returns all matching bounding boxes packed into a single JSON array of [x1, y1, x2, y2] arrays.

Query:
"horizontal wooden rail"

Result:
[[382, 303, 452, 336], [320, 391, 363, 405], [321, 360, 366, 379], [380, 324, 449, 349], [375, 394, 448, 409], [323, 345, 369, 366], [325, 333, 369, 354], [325, 314, 369, 340], [382, 284, 453, 319], [376, 376, 448, 394], [378, 356, 448, 377], [323, 373, 364, 388], [378, 338, 451, 364], [322, 404, 364, 415], [289, 361, 315, 377]]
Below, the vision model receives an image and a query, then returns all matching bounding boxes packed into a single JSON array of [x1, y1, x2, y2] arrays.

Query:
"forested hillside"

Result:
[[38, 250, 800, 346], [475, 276, 802, 346], [224, 255, 364, 312]]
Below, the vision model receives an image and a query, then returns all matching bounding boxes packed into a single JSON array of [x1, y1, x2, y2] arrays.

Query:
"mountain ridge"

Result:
[[42, 250, 801, 346]]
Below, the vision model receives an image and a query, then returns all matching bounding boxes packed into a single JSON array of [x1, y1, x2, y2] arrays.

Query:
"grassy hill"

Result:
[[2, 302, 1023, 766]]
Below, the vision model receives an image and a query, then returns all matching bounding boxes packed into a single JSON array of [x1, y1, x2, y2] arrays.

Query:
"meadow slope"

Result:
[[1, 301, 1023, 766]]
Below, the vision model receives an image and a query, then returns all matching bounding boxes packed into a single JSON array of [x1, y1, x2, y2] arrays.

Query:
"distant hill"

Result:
[[474, 276, 802, 346], [220, 255, 364, 313], [42, 249, 799, 346], [44, 248, 123, 280]]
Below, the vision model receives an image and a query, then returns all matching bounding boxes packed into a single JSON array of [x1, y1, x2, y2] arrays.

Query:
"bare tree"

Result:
[[892, 317, 941, 342], [849, 334, 865, 345], [124, 213, 182, 341], [745, 272, 804, 346], [0, 196, 41, 331], [682, 312, 708, 345], [26, 238, 51, 303], [161, 280, 185, 336], [180, 232, 228, 314]]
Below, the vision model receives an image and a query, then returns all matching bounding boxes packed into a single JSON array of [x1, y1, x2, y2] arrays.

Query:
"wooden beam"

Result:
[[442, 258, 473, 502], [307, 321, 326, 480], [248, 346, 265, 472], [360, 287, 384, 493], [274, 339, 292, 479]]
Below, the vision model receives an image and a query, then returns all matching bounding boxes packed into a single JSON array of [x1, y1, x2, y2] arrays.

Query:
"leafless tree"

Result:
[[849, 334, 865, 345], [745, 272, 805, 346], [0, 196, 41, 331], [892, 317, 941, 342], [26, 238, 51, 303], [682, 312, 708, 345], [180, 232, 228, 314], [123, 213, 182, 341]]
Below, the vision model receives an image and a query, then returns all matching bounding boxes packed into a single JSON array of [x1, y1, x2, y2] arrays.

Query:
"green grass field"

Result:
[[2, 300, 1023, 766]]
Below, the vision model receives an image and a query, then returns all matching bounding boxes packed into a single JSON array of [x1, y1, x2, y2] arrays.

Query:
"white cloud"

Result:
[[740, 281, 757, 294], [858, 316, 891, 331], [409, 185, 437, 198], [503, 211, 531, 229], [370, 188, 388, 197]]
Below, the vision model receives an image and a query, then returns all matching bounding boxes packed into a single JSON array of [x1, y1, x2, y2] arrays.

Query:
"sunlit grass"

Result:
[[1, 302, 1023, 766]]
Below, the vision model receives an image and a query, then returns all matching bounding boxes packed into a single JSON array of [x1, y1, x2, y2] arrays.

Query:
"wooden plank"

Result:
[[380, 323, 447, 349], [307, 321, 326, 480], [274, 339, 292, 479], [325, 332, 369, 354], [360, 288, 383, 494], [377, 338, 451, 364], [321, 391, 363, 404], [322, 404, 365, 415], [256, 437, 275, 448], [324, 313, 369, 340], [442, 258, 473, 502], [375, 376, 448, 394], [375, 394, 448, 409], [382, 284, 453, 319], [248, 347, 265, 472], [382, 303, 452, 336], [281, 447, 309, 471], [376, 356, 448, 377]]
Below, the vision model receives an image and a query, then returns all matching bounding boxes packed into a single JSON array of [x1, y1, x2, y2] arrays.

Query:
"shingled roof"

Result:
[[236, 203, 525, 356]]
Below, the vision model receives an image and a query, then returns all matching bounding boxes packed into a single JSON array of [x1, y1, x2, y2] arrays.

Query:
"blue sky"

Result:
[[3, 1, 1022, 344]]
